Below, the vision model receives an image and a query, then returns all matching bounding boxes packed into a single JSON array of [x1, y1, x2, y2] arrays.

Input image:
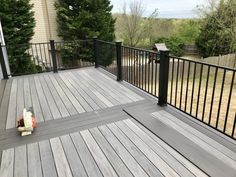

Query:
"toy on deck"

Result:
[[16, 108, 37, 136]]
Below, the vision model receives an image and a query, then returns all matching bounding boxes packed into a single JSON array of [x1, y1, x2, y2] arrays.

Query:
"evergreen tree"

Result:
[[55, 0, 115, 41], [0, 0, 36, 75], [196, 0, 236, 57], [55, 0, 116, 66]]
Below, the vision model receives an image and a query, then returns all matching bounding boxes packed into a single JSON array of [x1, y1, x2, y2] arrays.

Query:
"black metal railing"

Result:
[[121, 46, 160, 96], [96, 40, 117, 76], [54, 40, 94, 70], [95, 40, 236, 140], [1, 38, 235, 139], [167, 56, 236, 138], [0, 39, 94, 76]]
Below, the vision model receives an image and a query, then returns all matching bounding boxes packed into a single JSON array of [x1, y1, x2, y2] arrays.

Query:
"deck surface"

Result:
[[0, 118, 208, 177], [0, 67, 236, 177], [0, 68, 143, 130]]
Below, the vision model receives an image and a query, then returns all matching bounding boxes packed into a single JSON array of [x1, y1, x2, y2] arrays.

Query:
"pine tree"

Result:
[[55, 0, 115, 41], [196, 0, 236, 57], [55, 0, 116, 66], [0, 0, 36, 75]]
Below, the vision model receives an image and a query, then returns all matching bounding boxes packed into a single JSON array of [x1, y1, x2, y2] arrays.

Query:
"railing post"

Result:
[[116, 41, 122, 81], [0, 43, 9, 79], [50, 40, 58, 73], [93, 37, 99, 68], [158, 50, 170, 106]]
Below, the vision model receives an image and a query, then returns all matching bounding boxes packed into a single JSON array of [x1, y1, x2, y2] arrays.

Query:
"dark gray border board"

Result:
[[97, 68, 236, 147], [0, 109, 129, 152], [164, 105, 236, 151], [123, 106, 236, 177]]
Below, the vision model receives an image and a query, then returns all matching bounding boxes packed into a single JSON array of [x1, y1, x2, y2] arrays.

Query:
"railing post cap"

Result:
[[160, 49, 170, 53], [93, 36, 98, 39]]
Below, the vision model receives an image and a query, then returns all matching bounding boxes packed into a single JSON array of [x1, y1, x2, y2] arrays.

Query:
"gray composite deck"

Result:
[[0, 67, 236, 177], [0, 68, 143, 130]]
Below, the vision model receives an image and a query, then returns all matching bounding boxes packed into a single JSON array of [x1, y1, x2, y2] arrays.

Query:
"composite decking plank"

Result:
[[152, 111, 236, 170], [27, 142, 43, 177], [76, 71, 120, 106], [123, 119, 197, 177], [0, 79, 12, 130], [78, 71, 124, 104], [65, 72, 107, 109], [38, 140, 57, 177], [131, 119, 208, 177], [70, 132, 103, 177], [81, 130, 118, 177], [23, 77, 32, 109], [28, 77, 44, 122], [158, 110, 236, 161], [89, 68, 143, 101], [14, 145, 27, 177], [38, 75, 61, 119], [48, 74, 77, 116], [0, 148, 14, 177], [54, 74, 85, 113], [87, 73, 133, 103], [60, 135, 88, 177], [50, 137, 73, 177], [115, 121, 180, 177], [44, 75, 70, 118], [6, 79, 17, 129], [89, 127, 133, 177], [107, 123, 164, 177], [86, 69, 137, 103], [61, 72, 94, 111], [124, 106, 236, 177], [34, 76, 53, 121], [16, 78, 25, 120], [72, 72, 114, 108], [0, 80, 6, 106], [98, 125, 149, 177], [64, 72, 100, 111], [77, 70, 127, 105]]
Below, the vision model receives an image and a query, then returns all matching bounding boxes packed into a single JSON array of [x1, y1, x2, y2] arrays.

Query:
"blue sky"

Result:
[[110, 0, 205, 18]]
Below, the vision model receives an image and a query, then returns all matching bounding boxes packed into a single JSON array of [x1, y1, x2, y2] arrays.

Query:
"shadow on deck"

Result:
[[0, 67, 236, 177]]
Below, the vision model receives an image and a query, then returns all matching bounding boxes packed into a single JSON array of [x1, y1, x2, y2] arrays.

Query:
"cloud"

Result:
[[111, 0, 205, 18]]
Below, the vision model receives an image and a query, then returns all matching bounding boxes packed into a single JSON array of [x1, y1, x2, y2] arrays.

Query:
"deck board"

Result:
[[48, 74, 77, 116], [1, 116, 235, 177], [107, 123, 164, 177], [38, 75, 61, 119], [6, 79, 17, 129], [27, 142, 43, 177], [3, 68, 143, 129], [43, 75, 70, 118], [29, 77, 44, 123], [60, 135, 88, 177], [0, 79, 12, 130], [50, 137, 73, 177], [14, 145, 27, 177], [34, 76, 53, 121], [124, 104, 236, 177]]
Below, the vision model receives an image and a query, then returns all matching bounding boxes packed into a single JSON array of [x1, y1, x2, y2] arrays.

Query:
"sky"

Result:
[[110, 0, 205, 18]]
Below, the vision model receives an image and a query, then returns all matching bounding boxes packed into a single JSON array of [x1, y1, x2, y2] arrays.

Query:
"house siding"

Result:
[[31, 0, 61, 43]]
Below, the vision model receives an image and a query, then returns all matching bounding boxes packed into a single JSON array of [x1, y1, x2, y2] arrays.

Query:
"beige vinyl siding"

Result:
[[31, 0, 61, 43]]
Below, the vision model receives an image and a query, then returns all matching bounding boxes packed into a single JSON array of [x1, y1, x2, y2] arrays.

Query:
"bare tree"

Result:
[[117, 1, 157, 47]]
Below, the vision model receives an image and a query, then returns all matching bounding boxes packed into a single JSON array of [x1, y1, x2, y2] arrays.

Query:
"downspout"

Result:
[[43, 0, 52, 40]]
